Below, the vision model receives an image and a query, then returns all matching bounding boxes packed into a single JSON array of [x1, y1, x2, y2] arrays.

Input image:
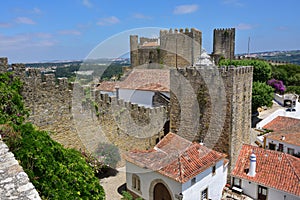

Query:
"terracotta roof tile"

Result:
[[126, 133, 226, 183], [266, 132, 300, 146], [96, 81, 118, 92], [263, 116, 300, 146], [118, 69, 169, 92], [231, 144, 300, 196], [263, 116, 300, 132]]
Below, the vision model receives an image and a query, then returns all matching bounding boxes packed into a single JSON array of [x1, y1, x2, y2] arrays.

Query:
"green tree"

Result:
[[219, 59, 272, 82], [0, 71, 105, 199], [252, 81, 274, 112], [0, 73, 28, 125]]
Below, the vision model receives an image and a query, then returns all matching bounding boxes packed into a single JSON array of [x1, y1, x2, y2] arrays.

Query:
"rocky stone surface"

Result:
[[0, 141, 41, 200]]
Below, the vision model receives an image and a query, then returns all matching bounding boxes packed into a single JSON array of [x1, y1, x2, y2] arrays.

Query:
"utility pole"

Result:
[[247, 37, 250, 57]]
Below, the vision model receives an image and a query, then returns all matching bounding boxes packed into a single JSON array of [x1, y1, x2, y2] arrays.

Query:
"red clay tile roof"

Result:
[[263, 116, 300, 132], [118, 69, 169, 92], [263, 116, 300, 146], [126, 133, 226, 183], [231, 144, 300, 196], [266, 132, 300, 147], [96, 81, 118, 92]]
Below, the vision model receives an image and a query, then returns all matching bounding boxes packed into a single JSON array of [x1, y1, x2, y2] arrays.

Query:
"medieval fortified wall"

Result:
[[0, 58, 168, 159], [129, 27, 252, 172], [0, 27, 252, 172]]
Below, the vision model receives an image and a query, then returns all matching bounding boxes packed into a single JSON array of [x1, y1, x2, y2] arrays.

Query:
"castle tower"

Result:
[[130, 35, 139, 68], [159, 28, 202, 68], [169, 65, 253, 174], [212, 28, 235, 63], [129, 28, 202, 68]]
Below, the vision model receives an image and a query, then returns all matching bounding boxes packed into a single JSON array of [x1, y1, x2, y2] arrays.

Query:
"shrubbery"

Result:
[[0, 72, 105, 199]]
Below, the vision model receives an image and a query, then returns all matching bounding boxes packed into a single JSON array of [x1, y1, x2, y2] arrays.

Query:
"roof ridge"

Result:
[[285, 153, 300, 183]]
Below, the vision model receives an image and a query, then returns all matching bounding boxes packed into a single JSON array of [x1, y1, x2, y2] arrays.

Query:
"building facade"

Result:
[[126, 133, 228, 200], [231, 145, 300, 200]]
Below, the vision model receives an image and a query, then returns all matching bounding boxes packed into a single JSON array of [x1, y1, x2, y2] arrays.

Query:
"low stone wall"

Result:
[[0, 141, 41, 200]]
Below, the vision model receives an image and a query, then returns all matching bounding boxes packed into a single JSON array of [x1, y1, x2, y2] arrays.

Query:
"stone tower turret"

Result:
[[130, 35, 139, 68], [212, 28, 235, 64]]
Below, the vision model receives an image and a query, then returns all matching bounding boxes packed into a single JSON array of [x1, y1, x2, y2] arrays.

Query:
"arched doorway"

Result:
[[153, 183, 171, 200]]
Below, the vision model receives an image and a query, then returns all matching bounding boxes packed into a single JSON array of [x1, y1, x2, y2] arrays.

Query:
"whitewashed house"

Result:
[[231, 144, 300, 200], [125, 133, 228, 200], [96, 81, 118, 97], [263, 116, 300, 157], [118, 69, 170, 108]]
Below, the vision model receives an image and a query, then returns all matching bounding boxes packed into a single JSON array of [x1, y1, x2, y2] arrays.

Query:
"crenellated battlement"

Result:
[[214, 28, 235, 31], [92, 91, 167, 117], [160, 27, 201, 35]]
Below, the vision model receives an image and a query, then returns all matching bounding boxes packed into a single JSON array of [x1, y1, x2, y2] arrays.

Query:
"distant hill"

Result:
[[238, 50, 300, 65]]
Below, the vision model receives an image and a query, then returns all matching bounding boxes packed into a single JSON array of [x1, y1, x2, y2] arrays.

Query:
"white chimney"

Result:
[[281, 136, 285, 140], [247, 152, 256, 177]]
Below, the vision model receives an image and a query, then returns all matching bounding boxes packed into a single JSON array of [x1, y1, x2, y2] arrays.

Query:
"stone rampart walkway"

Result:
[[0, 140, 41, 200]]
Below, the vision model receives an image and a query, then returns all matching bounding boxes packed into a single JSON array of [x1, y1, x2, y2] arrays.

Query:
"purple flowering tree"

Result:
[[267, 78, 286, 94]]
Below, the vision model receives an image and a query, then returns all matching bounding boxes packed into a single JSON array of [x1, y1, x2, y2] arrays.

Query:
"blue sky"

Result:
[[0, 0, 299, 63]]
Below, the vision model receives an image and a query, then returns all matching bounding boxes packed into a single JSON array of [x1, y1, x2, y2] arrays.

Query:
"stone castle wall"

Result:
[[130, 28, 202, 68], [0, 59, 168, 159], [0, 140, 41, 199], [170, 65, 253, 172], [212, 28, 235, 63]]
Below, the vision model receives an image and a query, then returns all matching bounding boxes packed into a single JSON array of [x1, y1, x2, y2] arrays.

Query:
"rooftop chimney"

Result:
[[247, 152, 256, 177], [281, 136, 285, 140]]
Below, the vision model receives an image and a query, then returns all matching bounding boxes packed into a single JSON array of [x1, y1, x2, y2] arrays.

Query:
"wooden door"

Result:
[[154, 183, 171, 200]]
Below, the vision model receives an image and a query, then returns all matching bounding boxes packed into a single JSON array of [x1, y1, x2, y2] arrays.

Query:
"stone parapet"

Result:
[[0, 141, 41, 200]]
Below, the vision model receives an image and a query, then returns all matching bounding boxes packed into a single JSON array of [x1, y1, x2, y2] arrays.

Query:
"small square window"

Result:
[[191, 177, 196, 185], [212, 165, 216, 175]]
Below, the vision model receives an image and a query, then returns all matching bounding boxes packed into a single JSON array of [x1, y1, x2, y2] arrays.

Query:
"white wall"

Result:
[[182, 160, 227, 200], [268, 188, 300, 200], [126, 161, 182, 200], [100, 91, 115, 97], [241, 179, 257, 199], [266, 138, 300, 155], [119, 89, 154, 108], [240, 179, 300, 200]]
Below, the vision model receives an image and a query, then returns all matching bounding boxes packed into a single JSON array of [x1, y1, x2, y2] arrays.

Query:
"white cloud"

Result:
[[133, 13, 151, 19], [0, 33, 56, 50], [58, 30, 81, 36], [35, 33, 53, 39], [173, 4, 198, 15], [82, 0, 92, 8], [32, 8, 42, 14], [222, 0, 243, 7], [236, 23, 254, 30], [97, 16, 120, 26], [15, 17, 36, 25], [0, 22, 12, 28]]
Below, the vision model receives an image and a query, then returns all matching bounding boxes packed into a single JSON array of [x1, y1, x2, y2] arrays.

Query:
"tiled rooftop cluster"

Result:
[[263, 116, 300, 146], [0, 141, 41, 199], [126, 133, 226, 183], [96, 69, 170, 92], [232, 144, 300, 197]]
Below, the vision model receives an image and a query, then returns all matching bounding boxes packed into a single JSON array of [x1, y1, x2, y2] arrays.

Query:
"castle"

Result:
[[130, 27, 235, 68], [129, 27, 251, 172], [0, 27, 252, 173]]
